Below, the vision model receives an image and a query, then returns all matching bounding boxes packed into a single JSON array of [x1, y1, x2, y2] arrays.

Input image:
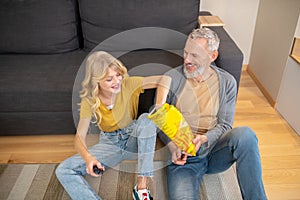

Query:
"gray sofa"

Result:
[[0, 0, 243, 136]]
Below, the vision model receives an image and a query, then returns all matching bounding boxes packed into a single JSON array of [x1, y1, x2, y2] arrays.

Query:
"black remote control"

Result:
[[93, 165, 103, 175]]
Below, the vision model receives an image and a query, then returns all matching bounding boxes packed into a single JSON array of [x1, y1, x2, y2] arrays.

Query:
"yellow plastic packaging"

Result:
[[148, 103, 196, 156]]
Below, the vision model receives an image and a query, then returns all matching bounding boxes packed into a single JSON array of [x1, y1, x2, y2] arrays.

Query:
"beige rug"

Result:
[[0, 162, 168, 200], [0, 163, 242, 200]]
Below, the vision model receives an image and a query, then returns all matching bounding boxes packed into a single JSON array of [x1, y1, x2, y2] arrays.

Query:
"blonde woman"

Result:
[[56, 51, 171, 200]]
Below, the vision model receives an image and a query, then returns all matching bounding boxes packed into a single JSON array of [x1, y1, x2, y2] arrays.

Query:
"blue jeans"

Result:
[[56, 113, 157, 200], [166, 126, 267, 200]]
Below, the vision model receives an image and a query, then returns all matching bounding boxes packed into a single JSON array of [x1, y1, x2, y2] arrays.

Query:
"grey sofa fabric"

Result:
[[0, 0, 243, 135], [0, 51, 88, 134], [0, 0, 81, 54], [78, 0, 200, 51], [0, 52, 88, 112]]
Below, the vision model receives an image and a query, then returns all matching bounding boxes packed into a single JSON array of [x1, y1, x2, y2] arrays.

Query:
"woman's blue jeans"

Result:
[[55, 113, 157, 200], [166, 126, 267, 200]]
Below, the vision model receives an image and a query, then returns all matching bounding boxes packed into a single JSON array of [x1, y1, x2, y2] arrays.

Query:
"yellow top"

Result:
[[80, 76, 144, 132]]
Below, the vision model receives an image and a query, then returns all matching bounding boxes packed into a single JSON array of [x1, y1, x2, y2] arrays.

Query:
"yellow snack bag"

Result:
[[148, 103, 196, 156]]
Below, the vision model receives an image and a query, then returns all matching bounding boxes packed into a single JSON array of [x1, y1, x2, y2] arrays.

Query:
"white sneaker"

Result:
[[132, 185, 153, 200]]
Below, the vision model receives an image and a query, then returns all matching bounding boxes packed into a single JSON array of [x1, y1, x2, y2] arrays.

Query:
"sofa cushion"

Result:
[[0, 112, 76, 135], [78, 0, 200, 51], [0, 51, 88, 112], [0, 0, 81, 54]]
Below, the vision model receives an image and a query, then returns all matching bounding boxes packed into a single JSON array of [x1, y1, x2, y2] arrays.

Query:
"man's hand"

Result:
[[192, 134, 208, 152], [167, 134, 208, 165], [168, 142, 188, 165]]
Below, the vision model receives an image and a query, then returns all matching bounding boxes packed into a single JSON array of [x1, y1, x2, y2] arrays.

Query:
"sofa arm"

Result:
[[199, 12, 244, 90]]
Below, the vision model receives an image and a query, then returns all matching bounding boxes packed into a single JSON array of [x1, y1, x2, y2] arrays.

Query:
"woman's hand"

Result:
[[85, 156, 105, 177], [74, 118, 105, 177]]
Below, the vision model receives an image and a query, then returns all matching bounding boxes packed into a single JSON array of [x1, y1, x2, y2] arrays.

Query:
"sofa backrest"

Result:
[[78, 0, 200, 51], [0, 0, 81, 54], [0, 0, 200, 54]]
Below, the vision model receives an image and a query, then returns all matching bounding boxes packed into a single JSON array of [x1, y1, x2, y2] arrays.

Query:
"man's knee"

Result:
[[230, 126, 258, 149], [167, 165, 201, 200]]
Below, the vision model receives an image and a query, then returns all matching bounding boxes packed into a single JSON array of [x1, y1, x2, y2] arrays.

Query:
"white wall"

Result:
[[295, 14, 300, 36], [248, 0, 300, 101], [276, 14, 300, 135], [200, 0, 260, 64]]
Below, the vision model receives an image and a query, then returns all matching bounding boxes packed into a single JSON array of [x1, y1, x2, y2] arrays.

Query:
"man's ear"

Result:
[[210, 51, 218, 62]]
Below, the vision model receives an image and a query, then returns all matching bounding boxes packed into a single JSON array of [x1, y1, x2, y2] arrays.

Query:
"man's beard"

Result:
[[183, 64, 206, 79]]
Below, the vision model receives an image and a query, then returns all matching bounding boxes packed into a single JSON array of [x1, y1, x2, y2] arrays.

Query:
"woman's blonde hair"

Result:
[[80, 51, 127, 123]]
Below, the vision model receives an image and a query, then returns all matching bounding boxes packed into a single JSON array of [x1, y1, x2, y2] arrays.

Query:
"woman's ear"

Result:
[[210, 50, 219, 62]]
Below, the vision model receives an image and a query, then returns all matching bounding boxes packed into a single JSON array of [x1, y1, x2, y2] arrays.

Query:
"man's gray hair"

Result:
[[188, 28, 220, 52]]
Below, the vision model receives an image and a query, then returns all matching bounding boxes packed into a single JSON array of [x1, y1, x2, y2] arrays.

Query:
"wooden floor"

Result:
[[1, 70, 300, 200]]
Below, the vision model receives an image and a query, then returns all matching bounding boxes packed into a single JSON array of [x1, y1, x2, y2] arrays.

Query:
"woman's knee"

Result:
[[55, 163, 65, 178], [136, 113, 157, 136], [55, 160, 73, 178], [137, 113, 153, 126]]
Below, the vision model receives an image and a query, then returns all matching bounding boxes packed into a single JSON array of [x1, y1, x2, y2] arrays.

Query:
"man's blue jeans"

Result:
[[55, 113, 157, 200], [166, 126, 267, 200]]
